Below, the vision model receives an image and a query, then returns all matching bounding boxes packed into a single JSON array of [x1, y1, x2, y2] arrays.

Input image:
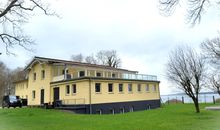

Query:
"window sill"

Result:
[[118, 92, 124, 94], [72, 93, 76, 96], [128, 92, 133, 94], [108, 92, 114, 94], [65, 94, 70, 96], [95, 92, 102, 94]]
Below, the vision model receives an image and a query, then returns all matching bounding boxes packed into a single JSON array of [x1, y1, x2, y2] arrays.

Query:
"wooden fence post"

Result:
[[213, 96, 215, 104], [182, 96, 184, 104]]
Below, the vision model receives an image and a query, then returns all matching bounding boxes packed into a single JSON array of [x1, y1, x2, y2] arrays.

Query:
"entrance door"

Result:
[[40, 89, 44, 105], [53, 87, 60, 102]]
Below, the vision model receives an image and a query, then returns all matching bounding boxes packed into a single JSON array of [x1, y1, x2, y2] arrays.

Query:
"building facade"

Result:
[[15, 56, 160, 114]]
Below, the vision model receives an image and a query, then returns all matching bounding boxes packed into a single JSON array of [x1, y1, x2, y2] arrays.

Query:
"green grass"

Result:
[[0, 104, 220, 130]]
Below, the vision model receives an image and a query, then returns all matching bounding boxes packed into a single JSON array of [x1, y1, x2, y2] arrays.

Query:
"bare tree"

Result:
[[0, 0, 54, 54], [8, 67, 26, 94], [96, 50, 121, 68], [0, 62, 26, 102], [210, 74, 220, 95], [70, 50, 121, 68], [11, 67, 26, 81], [159, 0, 210, 25], [85, 55, 97, 64], [201, 36, 220, 95], [0, 61, 8, 104], [201, 36, 220, 67], [70, 53, 84, 62], [96, 51, 106, 65], [166, 45, 206, 113]]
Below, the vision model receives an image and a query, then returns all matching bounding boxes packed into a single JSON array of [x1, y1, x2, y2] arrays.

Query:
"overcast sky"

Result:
[[1, 0, 220, 94]]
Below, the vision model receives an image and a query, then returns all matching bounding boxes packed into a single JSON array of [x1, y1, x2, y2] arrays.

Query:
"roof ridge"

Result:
[[35, 56, 115, 68], [25, 56, 138, 73]]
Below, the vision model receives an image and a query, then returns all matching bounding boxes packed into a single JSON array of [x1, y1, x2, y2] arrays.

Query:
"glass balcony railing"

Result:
[[122, 74, 157, 81], [52, 73, 158, 82]]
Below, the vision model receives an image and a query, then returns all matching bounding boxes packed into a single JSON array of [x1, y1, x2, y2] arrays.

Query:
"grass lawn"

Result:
[[0, 104, 220, 130]]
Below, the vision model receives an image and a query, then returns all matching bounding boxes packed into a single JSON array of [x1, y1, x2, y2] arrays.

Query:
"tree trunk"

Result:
[[193, 98, 200, 113], [217, 87, 220, 96]]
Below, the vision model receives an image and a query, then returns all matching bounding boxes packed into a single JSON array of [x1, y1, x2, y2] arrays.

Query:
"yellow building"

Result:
[[15, 56, 160, 114]]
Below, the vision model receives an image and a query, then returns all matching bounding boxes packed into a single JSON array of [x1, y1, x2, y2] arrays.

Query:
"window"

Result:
[[137, 84, 141, 92], [152, 84, 157, 92], [62, 69, 69, 74], [33, 73, 36, 81], [146, 84, 150, 92], [79, 71, 85, 77], [108, 83, 113, 93], [72, 84, 76, 94], [119, 84, 123, 92], [66, 85, 70, 95], [128, 84, 132, 92], [32, 90, 35, 99], [96, 72, 101, 77], [41, 70, 45, 79], [95, 83, 101, 93], [112, 73, 116, 78]]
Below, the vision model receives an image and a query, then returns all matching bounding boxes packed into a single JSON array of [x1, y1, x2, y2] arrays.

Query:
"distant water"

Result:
[[161, 93, 220, 103]]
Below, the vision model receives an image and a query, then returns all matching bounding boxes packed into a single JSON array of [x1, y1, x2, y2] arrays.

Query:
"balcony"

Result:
[[122, 74, 157, 81], [52, 73, 158, 82], [52, 75, 65, 82]]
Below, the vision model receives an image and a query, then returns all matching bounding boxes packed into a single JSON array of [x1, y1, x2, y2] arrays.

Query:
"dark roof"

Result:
[[13, 79, 28, 84], [24, 56, 138, 73]]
